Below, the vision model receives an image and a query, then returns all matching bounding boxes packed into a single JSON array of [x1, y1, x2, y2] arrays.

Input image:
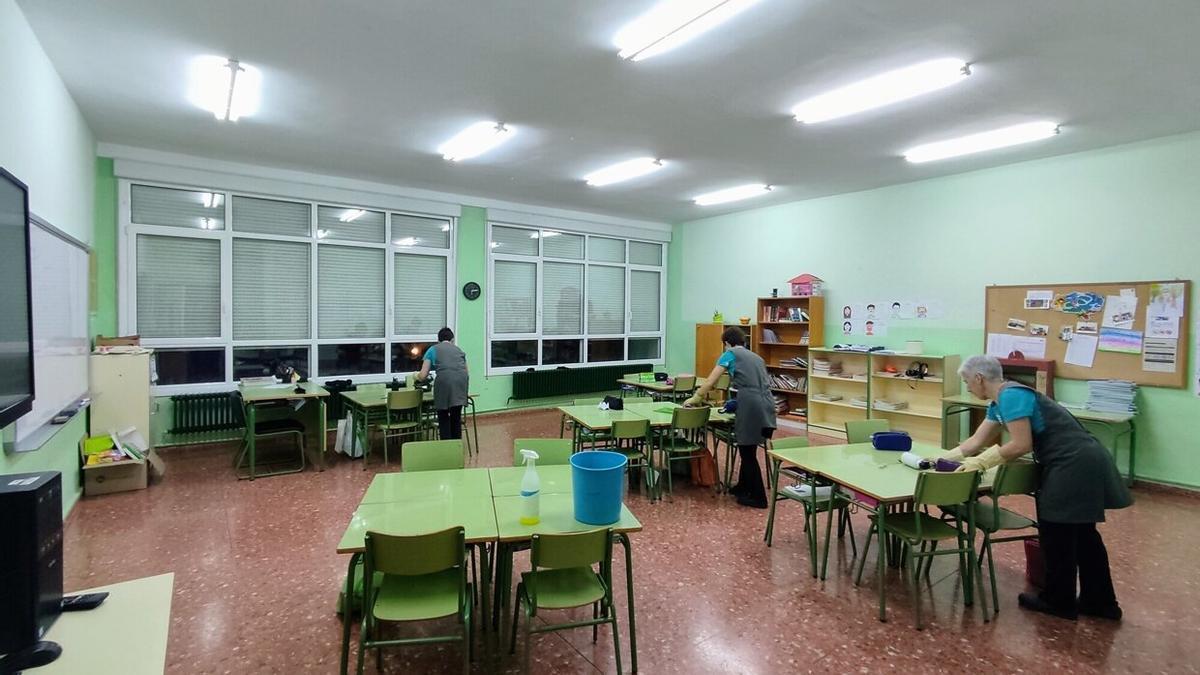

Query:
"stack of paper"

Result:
[[872, 399, 909, 411], [1085, 380, 1138, 414]]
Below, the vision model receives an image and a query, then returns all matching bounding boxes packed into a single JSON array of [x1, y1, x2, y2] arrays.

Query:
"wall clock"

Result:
[[462, 281, 481, 300]]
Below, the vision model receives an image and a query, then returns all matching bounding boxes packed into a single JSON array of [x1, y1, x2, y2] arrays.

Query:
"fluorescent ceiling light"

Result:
[[199, 217, 217, 230], [614, 0, 763, 62], [904, 121, 1060, 163], [188, 56, 261, 122], [316, 229, 330, 239], [394, 237, 419, 247], [693, 183, 772, 206], [201, 192, 223, 208], [339, 209, 366, 222], [583, 157, 665, 187], [529, 231, 562, 239], [489, 242, 501, 249], [792, 58, 970, 124], [441, 224, 451, 232], [438, 121, 514, 161]]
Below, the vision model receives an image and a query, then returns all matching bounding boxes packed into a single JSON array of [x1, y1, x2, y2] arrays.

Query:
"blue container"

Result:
[[570, 451, 628, 525]]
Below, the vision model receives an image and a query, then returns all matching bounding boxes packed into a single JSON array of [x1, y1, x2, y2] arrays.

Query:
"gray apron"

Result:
[[431, 341, 469, 410], [993, 383, 1132, 523], [726, 346, 777, 445]]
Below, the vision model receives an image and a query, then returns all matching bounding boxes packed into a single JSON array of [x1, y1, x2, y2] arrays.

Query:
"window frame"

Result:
[[485, 221, 665, 375], [118, 179, 456, 395]]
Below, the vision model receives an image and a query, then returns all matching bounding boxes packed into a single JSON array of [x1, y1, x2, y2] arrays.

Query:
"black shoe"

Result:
[[729, 483, 747, 497], [1079, 603, 1123, 621], [1018, 592, 1077, 620], [736, 495, 768, 509]]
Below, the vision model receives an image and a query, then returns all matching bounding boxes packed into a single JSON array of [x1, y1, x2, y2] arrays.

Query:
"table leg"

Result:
[[877, 506, 888, 622], [470, 398, 479, 456], [615, 533, 638, 673], [340, 552, 361, 675], [820, 487, 835, 580], [1127, 420, 1136, 486], [479, 542, 492, 662], [247, 402, 257, 481], [317, 398, 327, 471]]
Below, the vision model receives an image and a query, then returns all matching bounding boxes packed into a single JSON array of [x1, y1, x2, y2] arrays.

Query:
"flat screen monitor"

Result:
[[0, 167, 34, 430]]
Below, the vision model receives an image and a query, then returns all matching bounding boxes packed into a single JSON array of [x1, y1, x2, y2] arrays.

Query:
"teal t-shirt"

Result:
[[717, 349, 736, 376], [986, 387, 1045, 433], [423, 345, 437, 366]]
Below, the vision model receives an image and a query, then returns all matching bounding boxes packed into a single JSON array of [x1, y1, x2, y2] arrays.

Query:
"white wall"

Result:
[[0, 0, 94, 243]]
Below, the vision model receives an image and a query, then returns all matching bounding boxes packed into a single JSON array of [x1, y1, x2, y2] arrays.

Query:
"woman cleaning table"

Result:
[[946, 355, 1131, 621], [417, 327, 469, 441], [685, 326, 776, 508]]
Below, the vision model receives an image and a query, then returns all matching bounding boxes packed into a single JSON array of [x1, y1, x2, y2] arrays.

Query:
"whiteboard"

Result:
[[15, 219, 89, 442]]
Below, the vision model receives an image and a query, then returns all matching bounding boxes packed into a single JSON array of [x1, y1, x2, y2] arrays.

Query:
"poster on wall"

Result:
[[911, 299, 944, 319]]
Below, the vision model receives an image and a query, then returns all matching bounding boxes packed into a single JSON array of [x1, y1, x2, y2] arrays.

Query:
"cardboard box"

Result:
[[79, 437, 164, 496], [95, 334, 141, 347]]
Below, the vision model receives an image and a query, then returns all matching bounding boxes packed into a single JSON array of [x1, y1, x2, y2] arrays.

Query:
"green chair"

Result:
[[562, 397, 611, 449], [233, 394, 306, 479], [620, 372, 644, 398], [610, 418, 652, 494], [764, 436, 857, 579], [509, 529, 621, 674], [356, 527, 472, 675], [512, 438, 574, 466], [942, 460, 1039, 613], [651, 406, 710, 501], [845, 419, 890, 443], [371, 389, 424, 470], [402, 439, 465, 472], [653, 374, 696, 403], [855, 469, 990, 629]]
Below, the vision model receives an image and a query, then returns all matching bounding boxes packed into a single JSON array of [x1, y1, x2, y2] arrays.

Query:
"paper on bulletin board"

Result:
[[1142, 337, 1177, 373], [1149, 282, 1186, 318], [1146, 309, 1180, 339], [1101, 295, 1137, 328], [1098, 327, 1142, 354], [987, 333, 1047, 359], [1064, 333, 1098, 368], [1024, 290, 1053, 310]]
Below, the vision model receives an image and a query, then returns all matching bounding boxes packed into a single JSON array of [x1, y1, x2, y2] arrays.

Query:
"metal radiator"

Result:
[[510, 364, 652, 400], [170, 393, 245, 434]]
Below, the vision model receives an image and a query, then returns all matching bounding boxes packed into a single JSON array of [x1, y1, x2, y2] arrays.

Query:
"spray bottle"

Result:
[[519, 449, 541, 525]]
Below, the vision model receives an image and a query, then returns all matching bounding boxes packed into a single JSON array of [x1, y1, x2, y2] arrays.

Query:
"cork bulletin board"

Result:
[[984, 280, 1190, 388]]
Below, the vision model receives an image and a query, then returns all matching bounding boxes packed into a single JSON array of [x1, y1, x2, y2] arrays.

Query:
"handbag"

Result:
[[689, 449, 720, 487], [601, 395, 624, 411], [871, 431, 912, 451]]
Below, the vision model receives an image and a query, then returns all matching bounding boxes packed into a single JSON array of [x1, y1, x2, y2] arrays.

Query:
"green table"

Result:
[[558, 404, 650, 451], [941, 393, 1137, 485], [238, 382, 329, 480], [621, 400, 733, 427], [616, 377, 673, 397], [361, 467, 492, 504], [341, 387, 479, 458], [489, 465, 574, 497], [769, 442, 994, 623]]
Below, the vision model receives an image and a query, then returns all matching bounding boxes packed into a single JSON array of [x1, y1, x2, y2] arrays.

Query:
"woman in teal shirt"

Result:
[[416, 327, 469, 440], [949, 355, 1131, 621]]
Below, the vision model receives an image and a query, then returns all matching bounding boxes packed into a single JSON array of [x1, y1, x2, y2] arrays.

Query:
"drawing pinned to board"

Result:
[[1006, 317, 1027, 331], [1060, 291, 1105, 316], [1024, 290, 1053, 310], [1059, 326, 1074, 341], [1076, 321, 1098, 335], [1149, 282, 1185, 318], [1098, 327, 1143, 354], [1102, 295, 1138, 329], [1142, 337, 1178, 373], [986, 333, 1047, 360], [1029, 324, 1049, 337], [1146, 310, 1180, 339], [1064, 334, 1098, 367]]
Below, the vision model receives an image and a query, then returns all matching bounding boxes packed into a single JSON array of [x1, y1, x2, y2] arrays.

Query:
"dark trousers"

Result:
[[1038, 520, 1119, 610], [437, 406, 463, 441], [736, 444, 766, 502]]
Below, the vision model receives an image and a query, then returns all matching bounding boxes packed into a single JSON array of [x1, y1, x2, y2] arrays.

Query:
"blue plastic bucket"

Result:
[[570, 451, 628, 525]]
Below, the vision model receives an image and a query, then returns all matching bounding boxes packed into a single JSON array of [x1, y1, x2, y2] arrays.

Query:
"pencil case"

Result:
[[871, 431, 912, 452]]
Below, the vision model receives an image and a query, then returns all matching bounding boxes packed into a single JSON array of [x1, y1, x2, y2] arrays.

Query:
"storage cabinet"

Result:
[[89, 352, 153, 441]]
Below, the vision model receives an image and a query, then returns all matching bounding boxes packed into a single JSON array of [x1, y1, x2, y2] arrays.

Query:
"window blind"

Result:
[[392, 214, 451, 249], [542, 262, 583, 335], [542, 232, 584, 259], [318, 245, 385, 338], [587, 265, 625, 334], [317, 206, 385, 243], [493, 260, 537, 333], [232, 196, 311, 237], [490, 225, 538, 256], [131, 184, 225, 230], [136, 234, 221, 338], [394, 253, 447, 336], [232, 239, 311, 340], [629, 241, 662, 266], [588, 237, 625, 263], [630, 270, 661, 332]]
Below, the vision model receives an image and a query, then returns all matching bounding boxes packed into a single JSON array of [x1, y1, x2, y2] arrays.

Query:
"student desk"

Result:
[[340, 388, 479, 457], [360, 467, 491, 503], [489, 465, 574, 496], [39, 573, 174, 674], [558, 404, 651, 450], [616, 377, 674, 398], [941, 393, 1137, 485], [768, 442, 995, 622], [621, 400, 733, 427], [239, 382, 329, 480]]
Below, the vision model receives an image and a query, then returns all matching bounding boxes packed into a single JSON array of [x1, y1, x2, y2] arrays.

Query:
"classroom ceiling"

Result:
[[18, 0, 1200, 223]]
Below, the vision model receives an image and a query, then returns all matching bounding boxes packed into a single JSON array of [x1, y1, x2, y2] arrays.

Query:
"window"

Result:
[[486, 222, 665, 373], [122, 180, 455, 392]]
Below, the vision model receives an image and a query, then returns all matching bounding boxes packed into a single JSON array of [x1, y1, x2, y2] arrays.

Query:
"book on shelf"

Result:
[[788, 408, 807, 418], [778, 356, 807, 368], [872, 399, 909, 411], [849, 396, 869, 408], [811, 393, 842, 402], [769, 373, 808, 392], [811, 358, 841, 375], [761, 327, 780, 343]]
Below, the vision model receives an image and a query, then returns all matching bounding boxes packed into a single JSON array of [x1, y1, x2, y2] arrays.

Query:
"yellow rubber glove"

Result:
[[958, 446, 1004, 472], [942, 448, 966, 463], [683, 395, 703, 408]]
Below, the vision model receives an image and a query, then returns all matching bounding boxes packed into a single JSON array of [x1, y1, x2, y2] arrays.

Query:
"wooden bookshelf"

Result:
[[806, 347, 870, 438], [868, 352, 960, 445], [752, 296, 824, 423]]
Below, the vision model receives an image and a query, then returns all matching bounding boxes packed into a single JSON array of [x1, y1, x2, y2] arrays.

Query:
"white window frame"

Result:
[[485, 221, 666, 375], [118, 178, 456, 395]]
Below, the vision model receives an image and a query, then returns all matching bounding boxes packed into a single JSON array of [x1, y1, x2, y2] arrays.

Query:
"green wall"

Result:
[[0, 415, 87, 517], [91, 157, 118, 337], [667, 131, 1200, 488]]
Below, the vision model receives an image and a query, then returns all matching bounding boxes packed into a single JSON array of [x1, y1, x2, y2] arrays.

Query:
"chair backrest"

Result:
[[673, 375, 697, 392], [623, 373, 639, 380], [611, 418, 650, 441], [387, 388, 422, 411], [993, 460, 1039, 497], [914, 470, 980, 507], [714, 373, 730, 390], [670, 405, 710, 431], [405, 373, 418, 387], [531, 528, 612, 571], [402, 439, 465, 471], [574, 397, 605, 406], [512, 438, 573, 466], [845, 419, 890, 444], [365, 526, 464, 577], [770, 436, 810, 451]]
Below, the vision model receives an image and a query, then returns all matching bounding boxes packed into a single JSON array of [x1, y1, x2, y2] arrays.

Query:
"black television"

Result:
[[0, 167, 34, 430]]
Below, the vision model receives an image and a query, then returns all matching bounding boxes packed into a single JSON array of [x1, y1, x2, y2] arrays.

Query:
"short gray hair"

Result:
[[959, 355, 1003, 382]]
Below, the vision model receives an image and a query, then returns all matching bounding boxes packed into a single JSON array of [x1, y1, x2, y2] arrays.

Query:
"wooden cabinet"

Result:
[[695, 323, 752, 375], [89, 352, 153, 441]]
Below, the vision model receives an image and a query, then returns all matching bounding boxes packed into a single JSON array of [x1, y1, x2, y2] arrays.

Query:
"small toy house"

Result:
[[788, 273, 824, 297]]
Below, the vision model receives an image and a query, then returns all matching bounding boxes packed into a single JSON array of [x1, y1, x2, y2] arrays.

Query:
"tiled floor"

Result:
[[62, 409, 1200, 674]]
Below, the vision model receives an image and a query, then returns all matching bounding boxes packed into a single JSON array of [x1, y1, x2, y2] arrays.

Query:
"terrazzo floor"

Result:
[[61, 408, 1200, 674]]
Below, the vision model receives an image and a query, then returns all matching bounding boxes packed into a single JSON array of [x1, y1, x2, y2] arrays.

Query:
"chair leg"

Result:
[[592, 601, 599, 642], [923, 541, 939, 581], [764, 475, 778, 546], [984, 535, 999, 615], [508, 584, 522, 655], [522, 601, 533, 675], [610, 599, 624, 675], [355, 614, 368, 675], [908, 544, 923, 630], [855, 520, 876, 586]]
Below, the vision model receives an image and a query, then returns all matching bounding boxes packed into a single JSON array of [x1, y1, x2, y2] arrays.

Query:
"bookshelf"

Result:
[[869, 353, 961, 445], [807, 347, 870, 437], [752, 296, 825, 423]]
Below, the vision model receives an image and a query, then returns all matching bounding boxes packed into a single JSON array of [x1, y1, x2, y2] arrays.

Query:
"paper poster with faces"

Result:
[[841, 319, 888, 337]]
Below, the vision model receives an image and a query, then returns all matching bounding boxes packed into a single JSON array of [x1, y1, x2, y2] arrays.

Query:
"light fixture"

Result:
[[489, 242, 501, 249], [188, 56, 261, 122], [903, 121, 1061, 163], [792, 58, 971, 124], [438, 121, 515, 161], [394, 237, 419, 247], [614, 0, 763, 62], [529, 231, 562, 240], [199, 217, 217, 230], [693, 183, 773, 206], [583, 157, 666, 187], [339, 209, 366, 222], [201, 192, 223, 208], [440, 223, 451, 232], [316, 229, 330, 239]]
